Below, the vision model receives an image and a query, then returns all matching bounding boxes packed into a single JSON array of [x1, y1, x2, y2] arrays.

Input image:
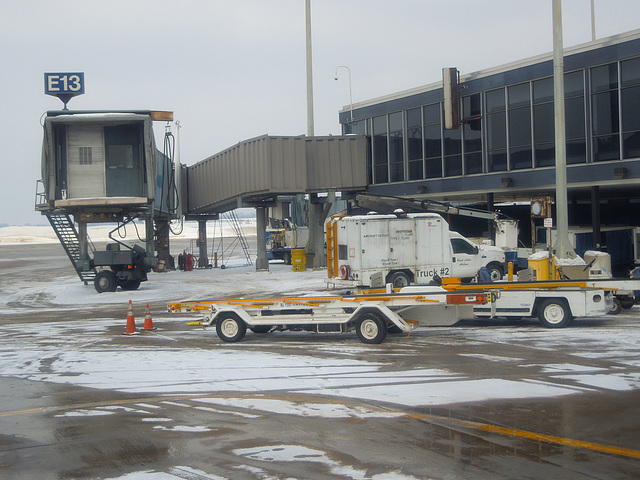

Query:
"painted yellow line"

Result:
[[405, 412, 640, 460], [3, 392, 639, 460]]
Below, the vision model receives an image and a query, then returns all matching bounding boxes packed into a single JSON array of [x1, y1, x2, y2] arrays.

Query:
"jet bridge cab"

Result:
[[37, 110, 177, 292]]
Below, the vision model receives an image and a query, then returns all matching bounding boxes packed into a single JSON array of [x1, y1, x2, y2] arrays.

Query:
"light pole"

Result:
[[552, 0, 575, 259], [334, 65, 353, 123]]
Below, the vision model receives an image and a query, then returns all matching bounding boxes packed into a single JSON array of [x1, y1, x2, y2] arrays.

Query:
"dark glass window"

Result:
[[591, 64, 620, 162], [488, 150, 507, 171], [564, 70, 586, 164], [373, 115, 388, 183], [487, 88, 508, 172], [508, 83, 530, 108], [622, 59, 640, 159], [487, 111, 506, 151], [621, 57, 640, 87], [423, 102, 442, 178], [407, 108, 423, 180], [509, 107, 532, 147], [424, 103, 440, 124], [424, 124, 442, 158], [425, 157, 442, 178], [462, 93, 482, 174], [592, 91, 620, 135], [444, 155, 462, 177], [486, 88, 505, 113], [534, 103, 554, 144], [389, 112, 404, 182], [509, 145, 532, 170], [565, 70, 585, 97], [444, 127, 461, 156], [464, 152, 483, 175], [533, 77, 554, 103], [591, 63, 618, 93]]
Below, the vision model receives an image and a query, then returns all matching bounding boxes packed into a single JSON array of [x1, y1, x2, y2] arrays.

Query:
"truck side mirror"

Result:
[[473, 245, 479, 255]]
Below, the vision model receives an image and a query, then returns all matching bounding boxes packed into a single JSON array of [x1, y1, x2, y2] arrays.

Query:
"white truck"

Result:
[[326, 213, 506, 288]]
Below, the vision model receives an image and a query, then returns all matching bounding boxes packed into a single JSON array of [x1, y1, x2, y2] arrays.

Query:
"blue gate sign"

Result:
[[44, 72, 85, 107]]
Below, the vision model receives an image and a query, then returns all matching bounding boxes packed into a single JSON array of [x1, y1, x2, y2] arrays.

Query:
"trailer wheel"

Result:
[[94, 271, 117, 293], [356, 313, 388, 344], [609, 298, 622, 315], [388, 271, 411, 289], [537, 299, 572, 328], [216, 314, 247, 342]]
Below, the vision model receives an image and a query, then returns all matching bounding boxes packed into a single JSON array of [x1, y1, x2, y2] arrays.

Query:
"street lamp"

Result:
[[334, 65, 353, 123]]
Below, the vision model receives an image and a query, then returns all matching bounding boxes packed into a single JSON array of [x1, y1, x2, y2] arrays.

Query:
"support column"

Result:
[[591, 186, 601, 250], [78, 220, 88, 269], [198, 219, 209, 268], [155, 219, 173, 270], [255, 206, 269, 271]]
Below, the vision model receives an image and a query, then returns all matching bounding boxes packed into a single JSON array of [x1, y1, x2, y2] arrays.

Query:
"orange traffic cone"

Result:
[[143, 304, 156, 330], [124, 300, 139, 335]]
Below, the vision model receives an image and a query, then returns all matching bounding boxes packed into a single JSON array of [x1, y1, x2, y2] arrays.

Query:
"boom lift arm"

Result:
[[354, 193, 499, 221]]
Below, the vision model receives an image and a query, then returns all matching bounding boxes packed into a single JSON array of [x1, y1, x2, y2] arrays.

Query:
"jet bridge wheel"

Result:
[[216, 313, 247, 342], [94, 271, 117, 293], [356, 312, 388, 344]]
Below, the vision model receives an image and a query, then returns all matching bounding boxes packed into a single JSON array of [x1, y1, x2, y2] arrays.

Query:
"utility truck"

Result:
[[326, 213, 506, 288]]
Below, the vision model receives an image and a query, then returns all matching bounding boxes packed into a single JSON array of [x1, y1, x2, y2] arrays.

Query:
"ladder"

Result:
[[45, 213, 97, 284], [222, 211, 253, 266]]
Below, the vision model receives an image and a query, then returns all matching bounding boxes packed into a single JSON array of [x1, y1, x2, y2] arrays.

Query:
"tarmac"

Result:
[[1, 242, 640, 479]]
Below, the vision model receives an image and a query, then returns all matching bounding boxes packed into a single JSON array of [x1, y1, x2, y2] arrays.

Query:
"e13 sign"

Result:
[[44, 73, 85, 106]]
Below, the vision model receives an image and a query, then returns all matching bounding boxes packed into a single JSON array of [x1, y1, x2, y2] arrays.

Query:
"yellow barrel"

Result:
[[528, 252, 557, 281], [291, 248, 306, 271]]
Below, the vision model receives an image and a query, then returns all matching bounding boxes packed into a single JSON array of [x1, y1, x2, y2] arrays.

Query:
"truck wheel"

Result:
[[216, 314, 247, 342], [537, 299, 572, 328], [356, 313, 388, 344], [609, 298, 622, 315], [388, 271, 411, 289], [94, 271, 117, 293], [487, 264, 504, 282], [249, 325, 272, 334], [121, 279, 141, 291]]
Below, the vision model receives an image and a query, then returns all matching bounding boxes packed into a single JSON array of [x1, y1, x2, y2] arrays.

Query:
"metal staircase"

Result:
[[45, 213, 97, 284], [222, 211, 254, 266]]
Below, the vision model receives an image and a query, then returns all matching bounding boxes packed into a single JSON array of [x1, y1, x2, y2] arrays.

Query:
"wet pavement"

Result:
[[1, 243, 640, 479]]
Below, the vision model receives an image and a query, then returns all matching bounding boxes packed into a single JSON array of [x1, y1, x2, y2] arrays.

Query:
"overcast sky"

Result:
[[2, 0, 640, 225]]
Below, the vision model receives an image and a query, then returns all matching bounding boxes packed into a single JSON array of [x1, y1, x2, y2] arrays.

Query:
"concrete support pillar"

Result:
[[255, 206, 269, 271], [198, 219, 209, 268], [155, 219, 173, 270]]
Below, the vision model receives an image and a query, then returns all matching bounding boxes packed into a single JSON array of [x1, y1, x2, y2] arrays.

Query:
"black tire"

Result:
[[94, 271, 117, 293], [537, 299, 572, 328], [609, 297, 622, 315], [216, 313, 247, 342], [121, 279, 141, 291], [356, 312, 388, 344], [387, 271, 411, 289], [249, 325, 272, 334], [487, 264, 504, 282]]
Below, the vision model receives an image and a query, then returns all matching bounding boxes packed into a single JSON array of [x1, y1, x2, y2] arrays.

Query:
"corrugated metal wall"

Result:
[[186, 135, 367, 214]]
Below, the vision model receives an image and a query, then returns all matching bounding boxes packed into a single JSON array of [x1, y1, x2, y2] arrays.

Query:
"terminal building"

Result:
[[337, 29, 640, 270]]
